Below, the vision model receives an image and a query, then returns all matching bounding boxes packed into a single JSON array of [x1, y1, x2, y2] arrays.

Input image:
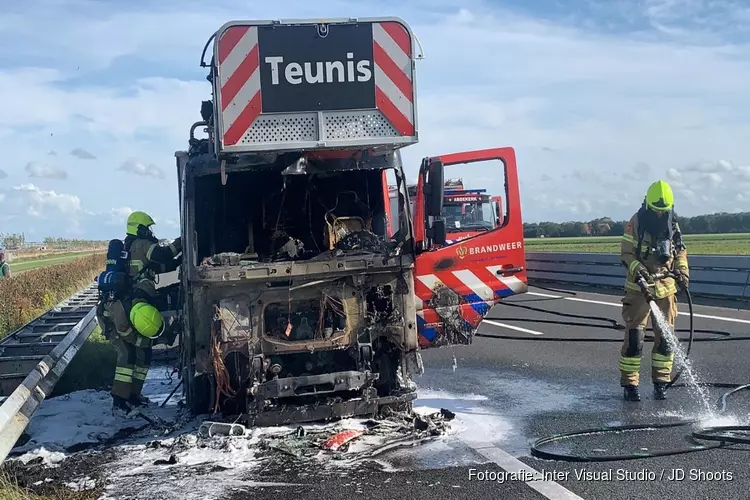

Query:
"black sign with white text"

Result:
[[257, 23, 376, 113]]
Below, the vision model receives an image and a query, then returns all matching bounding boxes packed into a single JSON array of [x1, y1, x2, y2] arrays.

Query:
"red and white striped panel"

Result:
[[372, 22, 415, 136], [414, 266, 527, 326], [217, 26, 261, 147]]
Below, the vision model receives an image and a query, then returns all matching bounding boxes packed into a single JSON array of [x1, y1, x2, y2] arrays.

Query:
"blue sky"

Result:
[[1, 0, 750, 241]]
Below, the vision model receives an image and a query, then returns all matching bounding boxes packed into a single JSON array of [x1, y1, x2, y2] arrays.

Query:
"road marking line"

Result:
[[483, 319, 544, 336], [467, 443, 585, 500], [526, 292, 750, 325], [565, 297, 621, 307], [526, 291, 560, 298]]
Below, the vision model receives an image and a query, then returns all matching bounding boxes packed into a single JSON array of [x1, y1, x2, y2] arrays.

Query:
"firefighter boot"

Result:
[[623, 384, 641, 402], [129, 393, 152, 407], [112, 395, 133, 418], [654, 382, 668, 400]]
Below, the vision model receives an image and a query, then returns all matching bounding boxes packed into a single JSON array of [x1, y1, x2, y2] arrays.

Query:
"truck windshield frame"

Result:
[[443, 198, 495, 232]]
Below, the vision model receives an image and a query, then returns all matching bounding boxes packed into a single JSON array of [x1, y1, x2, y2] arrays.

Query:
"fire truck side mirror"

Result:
[[425, 159, 444, 217]]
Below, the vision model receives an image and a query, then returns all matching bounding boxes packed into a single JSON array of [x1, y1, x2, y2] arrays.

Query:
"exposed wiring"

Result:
[[211, 305, 235, 413]]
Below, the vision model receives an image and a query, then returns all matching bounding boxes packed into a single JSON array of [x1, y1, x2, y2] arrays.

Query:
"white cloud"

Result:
[[117, 159, 165, 179], [106, 206, 134, 226], [0, 0, 749, 235], [2, 183, 82, 217], [24, 161, 68, 180], [701, 172, 723, 188], [70, 148, 96, 160]]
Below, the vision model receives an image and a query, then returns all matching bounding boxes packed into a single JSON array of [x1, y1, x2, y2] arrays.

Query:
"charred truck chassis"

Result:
[[183, 251, 423, 426]]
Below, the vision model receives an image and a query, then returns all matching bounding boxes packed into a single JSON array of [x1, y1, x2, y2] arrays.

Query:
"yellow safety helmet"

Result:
[[645, 180, 674, 212], [129, 302, 164, 338], [126, 211, 155, 237]]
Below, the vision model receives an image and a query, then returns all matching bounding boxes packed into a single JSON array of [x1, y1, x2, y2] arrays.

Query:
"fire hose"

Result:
[[477, 273, 750, 462]]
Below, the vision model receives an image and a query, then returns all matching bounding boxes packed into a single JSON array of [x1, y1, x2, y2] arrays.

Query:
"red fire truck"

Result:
[[390, 179, 504, 244]]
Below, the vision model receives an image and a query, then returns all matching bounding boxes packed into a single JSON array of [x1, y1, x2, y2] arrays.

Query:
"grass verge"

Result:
[[12, 253, 102, 274], [0, 254, 105, 340], [51, 325, 117, 397], [0, 471, 101, 500]]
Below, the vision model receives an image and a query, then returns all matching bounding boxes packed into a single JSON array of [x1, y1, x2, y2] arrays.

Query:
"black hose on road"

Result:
[[480, 286, 750, 462]]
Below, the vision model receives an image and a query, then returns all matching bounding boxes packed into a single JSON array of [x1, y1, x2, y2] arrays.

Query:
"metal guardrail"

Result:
[[0, 284, 99, 462], [0, 284, 100, 397], [526, 252, 750, 300]]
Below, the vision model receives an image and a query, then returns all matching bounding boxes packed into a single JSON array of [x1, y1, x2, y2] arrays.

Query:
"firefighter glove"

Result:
[[674, 269, 689, 289], [634, 263, 651, 282]]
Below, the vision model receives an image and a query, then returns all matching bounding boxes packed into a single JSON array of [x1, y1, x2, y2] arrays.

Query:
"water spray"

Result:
[[527, 273, 750, 462]]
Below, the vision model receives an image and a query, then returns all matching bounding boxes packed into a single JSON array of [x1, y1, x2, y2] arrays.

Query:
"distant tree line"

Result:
[[0, 233, 25, 249], [41, 237, 108, 249], [524, 212, 750, 238], [0, 233, 107, 250]]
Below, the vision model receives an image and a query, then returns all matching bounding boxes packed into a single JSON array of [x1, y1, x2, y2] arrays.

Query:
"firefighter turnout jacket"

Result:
[[127, 235, 182, 301], [620, 212, 689, 298]]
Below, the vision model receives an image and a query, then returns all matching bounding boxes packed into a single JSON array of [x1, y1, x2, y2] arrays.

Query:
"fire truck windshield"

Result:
[[442, 199, 494, 232]]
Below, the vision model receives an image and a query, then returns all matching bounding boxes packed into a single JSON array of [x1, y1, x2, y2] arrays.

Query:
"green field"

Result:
[[525, 233, 750, 255], [10, 251, 100, 273]]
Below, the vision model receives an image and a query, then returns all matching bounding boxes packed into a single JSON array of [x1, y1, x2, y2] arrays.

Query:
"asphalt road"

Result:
[[232, 285, 750, 500], [10, 284, 750, 500]]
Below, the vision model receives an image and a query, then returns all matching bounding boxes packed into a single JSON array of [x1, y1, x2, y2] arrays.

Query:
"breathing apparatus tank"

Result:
[[97, 239, 130, 295]]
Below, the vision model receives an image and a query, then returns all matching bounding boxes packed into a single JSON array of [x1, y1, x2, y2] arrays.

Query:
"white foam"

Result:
[[12, 365, 183, 463], [11, 363, 517, 495], [415, 388, 513, 447], [416, 389, 489, 402]]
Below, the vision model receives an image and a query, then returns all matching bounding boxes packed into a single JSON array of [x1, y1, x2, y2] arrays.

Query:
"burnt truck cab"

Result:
[[175, 18, 430, 425], [174, 18, 528, 425]]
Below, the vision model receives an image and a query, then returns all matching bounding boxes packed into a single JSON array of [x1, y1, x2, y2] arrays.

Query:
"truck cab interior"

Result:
[[191, 156, 409, 266]]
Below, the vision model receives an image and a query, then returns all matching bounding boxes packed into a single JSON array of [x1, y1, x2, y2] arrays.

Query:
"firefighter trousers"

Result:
[[619, 291, 678, 386], [111, 332, 153, 401]]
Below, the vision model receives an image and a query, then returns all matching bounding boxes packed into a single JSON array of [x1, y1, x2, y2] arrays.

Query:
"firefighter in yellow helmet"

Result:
[[109, 211, 182, 415], [619, 181, 689, 402]]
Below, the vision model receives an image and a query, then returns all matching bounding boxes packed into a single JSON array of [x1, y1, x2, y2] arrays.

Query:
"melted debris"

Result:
[[334, 230, 389, 254], [140, 407, 455, 466], [257, 407, 455, 460], [201, 252, 242, 266]]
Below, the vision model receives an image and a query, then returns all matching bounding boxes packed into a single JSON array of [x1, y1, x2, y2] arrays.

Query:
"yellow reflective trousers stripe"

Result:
[[133, 366, 149, 381], [651, 352, 674, 369], [619, 356, 641, 373], [114, 366, 134, 384]]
